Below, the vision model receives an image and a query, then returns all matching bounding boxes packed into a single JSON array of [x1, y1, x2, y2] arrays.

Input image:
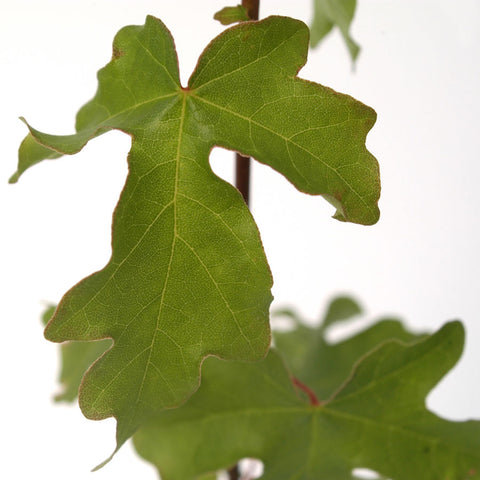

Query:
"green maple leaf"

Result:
[[134, 322, 480, 479], [273, 296, 426, 400], [310, 0, 360, 62], [11, 15, 379, 450]]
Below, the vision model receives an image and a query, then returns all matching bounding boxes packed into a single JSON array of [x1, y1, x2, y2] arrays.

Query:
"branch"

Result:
[[235, 0, 259, 206]]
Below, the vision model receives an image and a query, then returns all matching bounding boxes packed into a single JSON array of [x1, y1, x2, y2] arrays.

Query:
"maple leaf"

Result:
[[310, 0, 360, 62], [11, 15, 380, 450], [134, 322, 480, 479], [273, 295, 426, 400]]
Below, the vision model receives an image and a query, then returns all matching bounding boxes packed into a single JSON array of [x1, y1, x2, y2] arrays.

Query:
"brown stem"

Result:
[[235, 153, 251, 205], [227, 464, 240, 480], [230, 3, 260, 480], [292, 377, 322, 406], [242, 0, 259, 21], [235, 0, 259, 206]]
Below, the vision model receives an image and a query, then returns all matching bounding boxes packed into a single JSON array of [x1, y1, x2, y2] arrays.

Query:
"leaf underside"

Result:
[[13, 15, 380, 449], [310, 0, 360, 61], [134, 322, 480, 480]]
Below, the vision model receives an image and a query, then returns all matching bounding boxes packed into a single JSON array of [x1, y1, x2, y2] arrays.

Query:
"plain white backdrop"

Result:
[[1, 1, 479, 478]]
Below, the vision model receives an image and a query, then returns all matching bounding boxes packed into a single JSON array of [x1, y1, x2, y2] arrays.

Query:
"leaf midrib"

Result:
[[123, 92, 189, 431], [87, 93, 187, 429], [154, 401, 480, 461], [326, 336, 450, 406]]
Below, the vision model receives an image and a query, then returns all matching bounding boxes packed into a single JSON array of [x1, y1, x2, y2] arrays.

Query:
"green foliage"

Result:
[[14, 4, 478, 479], [273, 296, 426, 399], [45, 296, 480, 478], [12, 14, 379, 452], [322, 295, 362, 327], [213, 5, 249, 25], [310, 0, 360, 61], [134, 322, 480, 479]]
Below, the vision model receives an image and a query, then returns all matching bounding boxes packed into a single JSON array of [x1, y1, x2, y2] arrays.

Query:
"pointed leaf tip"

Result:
[[310, 0, 361, 63]]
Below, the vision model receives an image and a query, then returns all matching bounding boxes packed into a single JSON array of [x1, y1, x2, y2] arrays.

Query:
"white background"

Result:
[[1, 1, 479, 478]]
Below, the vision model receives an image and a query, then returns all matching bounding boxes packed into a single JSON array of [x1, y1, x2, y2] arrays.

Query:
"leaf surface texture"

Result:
[[13, 15, 380, 447], [134, 322, 480, 479]]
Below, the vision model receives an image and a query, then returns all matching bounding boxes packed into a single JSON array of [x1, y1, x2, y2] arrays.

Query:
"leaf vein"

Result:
[[191, 95, 372, 215]]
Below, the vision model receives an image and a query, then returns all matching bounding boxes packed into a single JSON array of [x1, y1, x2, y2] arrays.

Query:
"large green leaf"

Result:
[[12, 15, 379, 449], [134, 322, 480, 479], [310, 0, 360, 61], [273, 296, 425, 400]]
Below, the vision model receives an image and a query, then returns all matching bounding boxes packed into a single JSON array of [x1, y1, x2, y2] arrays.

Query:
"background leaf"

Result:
[[134, 322, 480, 479], [323, 295, 362, 328], [273, 296, 426, 400], [310, 0, 360, 62]]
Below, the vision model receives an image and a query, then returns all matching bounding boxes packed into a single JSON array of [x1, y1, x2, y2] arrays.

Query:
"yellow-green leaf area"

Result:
[[12, 15, 380, 450], [213, 5, 249, 25], [134, 322, 480, 479]]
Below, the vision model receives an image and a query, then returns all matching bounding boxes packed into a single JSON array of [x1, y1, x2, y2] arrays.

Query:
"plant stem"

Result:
[[235, 0, 259, 206], [227, 464, 240, 480], [229, 4, 260, 480], [292, 377, 322, 406], [235, 154, 251, 205]]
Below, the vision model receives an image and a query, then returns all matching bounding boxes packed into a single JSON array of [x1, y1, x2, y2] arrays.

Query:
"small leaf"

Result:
[[274, 296, 424, 399], [273, 295, 361, 331], [310, 0, 360, 62], [134, 322, 480, 479], [214, 5, 249, 25], [13, 15, 380, 452]]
